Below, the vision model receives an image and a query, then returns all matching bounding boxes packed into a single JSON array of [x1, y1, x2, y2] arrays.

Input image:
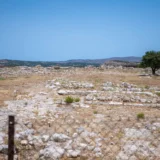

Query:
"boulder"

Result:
[[51, 133, 70, 142], [57, 90, 68, 95], [42, 135, 50, 142], [21, 140, 28, 145], [39, 145, 64, 160], [67, 150, 81, 158]]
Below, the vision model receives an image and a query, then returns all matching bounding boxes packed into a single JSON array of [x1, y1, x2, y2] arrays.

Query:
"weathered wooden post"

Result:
[[8, 115, 15, 160]]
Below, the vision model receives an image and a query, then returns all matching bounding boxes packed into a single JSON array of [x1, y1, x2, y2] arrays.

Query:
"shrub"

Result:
[[93, 111, 98, 114], [137, 113, 145, 120], [65, 96, 74, 103], [156, 92, 160, 97], [54, 65, 60, 70], [74, 97, 80, 102]]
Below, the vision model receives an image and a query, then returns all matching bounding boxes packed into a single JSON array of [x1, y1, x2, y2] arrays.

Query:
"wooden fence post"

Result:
[[8, 115, 15, 160]]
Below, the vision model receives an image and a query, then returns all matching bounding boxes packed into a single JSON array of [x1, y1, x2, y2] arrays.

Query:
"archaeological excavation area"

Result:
[[0, 66, 160, 160]]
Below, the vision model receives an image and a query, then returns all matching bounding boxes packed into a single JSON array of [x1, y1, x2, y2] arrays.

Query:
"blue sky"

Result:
[[0, 0, 160, 61]]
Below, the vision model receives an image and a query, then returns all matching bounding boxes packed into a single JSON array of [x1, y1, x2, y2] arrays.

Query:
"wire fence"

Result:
[[3, 111, 160, 160]]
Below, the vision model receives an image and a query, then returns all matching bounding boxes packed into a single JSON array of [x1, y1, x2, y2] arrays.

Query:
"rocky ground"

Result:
[[0, 66, 160, 160]]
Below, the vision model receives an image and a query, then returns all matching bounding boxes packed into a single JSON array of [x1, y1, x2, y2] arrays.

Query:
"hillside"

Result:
[[0, 56, 141, 67]]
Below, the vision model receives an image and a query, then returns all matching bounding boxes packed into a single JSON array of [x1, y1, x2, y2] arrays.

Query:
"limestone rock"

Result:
[[57, 90, 67, 95], [67, 150, 81, 158], [51, 133, 70, 142], [39, 145, 64, 160], [21, 140, 28, 145], [42, 135, 50, 142]]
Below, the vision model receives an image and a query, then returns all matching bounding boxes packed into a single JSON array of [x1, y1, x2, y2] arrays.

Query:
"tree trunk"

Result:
[[152, 68, 156, 75]]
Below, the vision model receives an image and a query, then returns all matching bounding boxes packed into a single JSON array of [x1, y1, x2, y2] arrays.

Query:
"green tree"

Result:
[[140, 51, 160, 75]]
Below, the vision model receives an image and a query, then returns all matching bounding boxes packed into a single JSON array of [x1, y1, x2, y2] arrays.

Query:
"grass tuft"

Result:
[[93, 110, 98, 114], [137, 113, 145, 120], [74, 97, 80, 102], [156, 92, 160, 97], [65, 96, 74, 103]]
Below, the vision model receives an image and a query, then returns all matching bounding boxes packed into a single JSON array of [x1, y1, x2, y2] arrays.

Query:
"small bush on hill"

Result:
[[93, 111, 98, 114], [65, 96, 74, 103], [74, 97, 80, 102], [156, 92, 160, 97], [137, 113, 145, 120]]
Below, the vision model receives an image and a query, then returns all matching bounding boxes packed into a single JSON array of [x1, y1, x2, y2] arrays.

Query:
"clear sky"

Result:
[[0, 0, 160, 61]]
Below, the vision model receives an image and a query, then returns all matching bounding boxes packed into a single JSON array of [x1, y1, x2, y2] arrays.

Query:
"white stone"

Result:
[[21, 140, 28, 145], [72, 133, 78, 138], [67, 150, 81, 158], [116, 151, 129, 160], [103, 87, 114, 91], [42, 135, 50, 142], [51, 133, 70, 142], [86, 95, 94, 101], [76, 127, 85, 134], [57, 90, 68, 95], [80, 103, 90, 108], [125, 128, 151, 139], [94, 147, 101, 153], [78, 143, 87, 149], [40, 145, 64, 159], [140, 99, 147, 103], [64, 140, 72, 150], [109, 101, 123, 105]]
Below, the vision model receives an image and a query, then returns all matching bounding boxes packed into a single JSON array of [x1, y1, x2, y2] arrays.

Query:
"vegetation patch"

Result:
[[156, 92, 160, 97], [0, 77, 5, 80], [93, 110, 98, 114], [65, 96, 74, 103], [74, 97, 80, 102], [137, 113, 145, 120]]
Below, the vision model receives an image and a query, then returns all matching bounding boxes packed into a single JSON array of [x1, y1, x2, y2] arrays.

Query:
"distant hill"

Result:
[[0, 56, 141, 67], [66, 56, 141, 64], [103, 60, 140, 68]]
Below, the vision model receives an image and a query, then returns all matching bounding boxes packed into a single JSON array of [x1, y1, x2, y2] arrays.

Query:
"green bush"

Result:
[[65, 96, 74, 103], [137, 113, 145, 120], [74, 97, 80, 102], [156, 92, 160, 97], [93, 111, 98, 114]]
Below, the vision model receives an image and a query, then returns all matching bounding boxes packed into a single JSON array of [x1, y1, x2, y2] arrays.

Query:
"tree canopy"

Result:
[[140, 51, 160, 75]]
